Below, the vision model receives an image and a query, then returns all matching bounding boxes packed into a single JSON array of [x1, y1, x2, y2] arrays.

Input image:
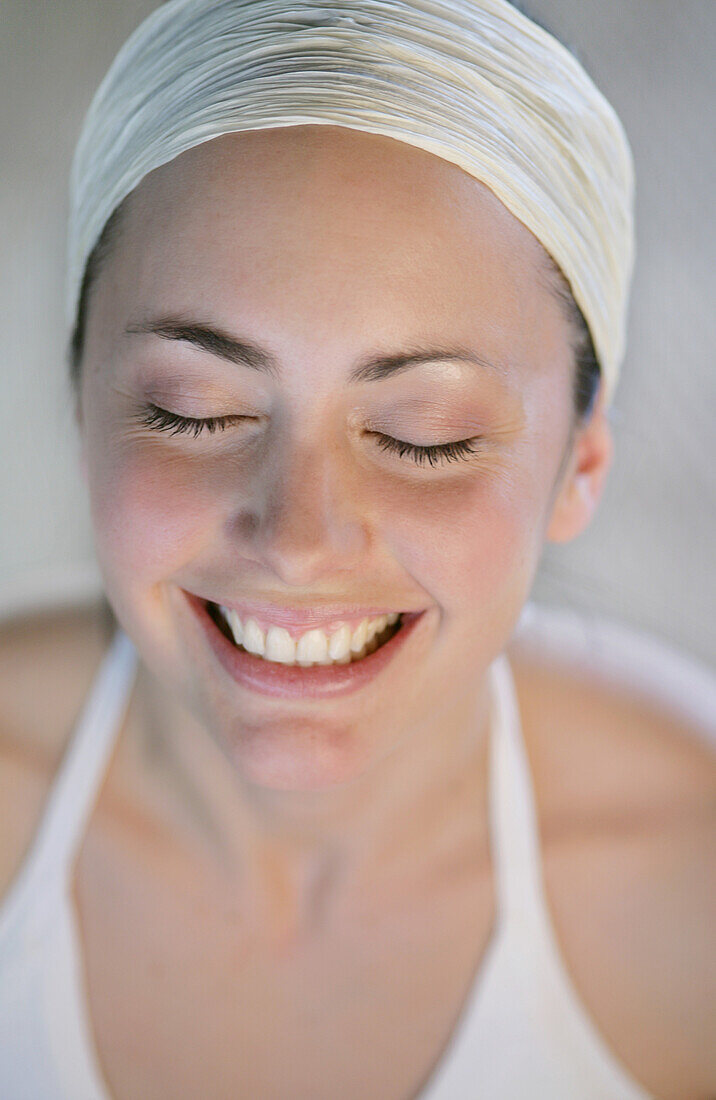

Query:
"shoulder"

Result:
[[506, 629, 715, 829], [504, 607, 715, 843], [0, 598, 113, 763], [506, 627, 716, 1100], [0, 599, 114, 898]]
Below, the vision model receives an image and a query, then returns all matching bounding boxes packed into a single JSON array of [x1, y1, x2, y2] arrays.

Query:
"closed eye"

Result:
[[137, 404, 250, 438], [137, 404, 483, 467], [369, 432, 483, 467]]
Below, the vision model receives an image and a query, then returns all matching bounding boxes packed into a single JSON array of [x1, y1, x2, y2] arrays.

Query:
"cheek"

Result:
[[86, 440, 220, 583], [384, 466, 545, 622]]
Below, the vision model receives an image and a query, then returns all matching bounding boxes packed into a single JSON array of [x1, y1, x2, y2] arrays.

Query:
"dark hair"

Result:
[[67, 1, 602, 425], [541, 254, 602, 422], [69, 197, 127, 397]]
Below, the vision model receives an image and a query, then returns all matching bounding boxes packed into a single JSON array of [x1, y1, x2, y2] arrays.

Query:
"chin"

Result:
[[222, 722, 374, 791]]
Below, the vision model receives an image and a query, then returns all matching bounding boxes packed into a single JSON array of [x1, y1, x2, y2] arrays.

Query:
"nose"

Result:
[[231, 434, 371, 589]]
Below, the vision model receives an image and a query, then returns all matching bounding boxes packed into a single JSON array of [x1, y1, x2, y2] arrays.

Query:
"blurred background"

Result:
[[1, 1, 714, 668]]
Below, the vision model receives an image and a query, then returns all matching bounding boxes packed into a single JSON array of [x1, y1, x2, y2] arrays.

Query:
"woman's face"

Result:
[[78, 125, 608, 790]]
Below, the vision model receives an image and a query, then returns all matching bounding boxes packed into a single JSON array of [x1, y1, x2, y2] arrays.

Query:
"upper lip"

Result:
[[189, 591, 424, 635]]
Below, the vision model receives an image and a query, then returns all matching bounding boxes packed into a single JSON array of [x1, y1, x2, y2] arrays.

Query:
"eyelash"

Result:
[[371, 432, 481, 467], [137, 404, 483, 468], [139, 403, 246, 438]]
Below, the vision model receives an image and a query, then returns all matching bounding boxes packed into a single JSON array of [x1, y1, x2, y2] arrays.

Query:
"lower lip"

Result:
[[184, 592, 427, 700]]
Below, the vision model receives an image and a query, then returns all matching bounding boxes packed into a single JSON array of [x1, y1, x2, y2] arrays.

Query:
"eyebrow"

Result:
[[124, 315, 506, 384]]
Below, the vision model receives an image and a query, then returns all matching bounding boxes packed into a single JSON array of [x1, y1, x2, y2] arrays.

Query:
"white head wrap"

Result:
[[67, 0, 635, 407]]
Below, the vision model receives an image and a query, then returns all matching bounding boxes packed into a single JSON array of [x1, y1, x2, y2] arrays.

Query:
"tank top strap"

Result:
[[0, 628, 138, 935], [487, 651, 553, 940]]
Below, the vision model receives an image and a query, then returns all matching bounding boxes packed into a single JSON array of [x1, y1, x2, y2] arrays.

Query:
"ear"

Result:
[[545, 384, 614, 544]]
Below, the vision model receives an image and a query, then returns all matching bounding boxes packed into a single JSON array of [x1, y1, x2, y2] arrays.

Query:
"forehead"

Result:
[[121, 123, 547, 286], [98, 125, 564, 382]]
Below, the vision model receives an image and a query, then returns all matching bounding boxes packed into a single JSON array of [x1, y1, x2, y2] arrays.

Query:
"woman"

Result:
[[0, 1, 713, 1097]]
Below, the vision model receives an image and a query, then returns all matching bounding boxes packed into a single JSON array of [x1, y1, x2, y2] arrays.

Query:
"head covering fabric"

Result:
[[66, 0, 635, 407]]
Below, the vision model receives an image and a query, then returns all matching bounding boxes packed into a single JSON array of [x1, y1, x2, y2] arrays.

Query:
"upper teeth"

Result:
[[217, 607, 400, 665]]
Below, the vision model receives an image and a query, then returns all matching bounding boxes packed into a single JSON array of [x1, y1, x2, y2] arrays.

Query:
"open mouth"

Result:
[[204, 599, 405, 667], [184, 591, 427, 699]]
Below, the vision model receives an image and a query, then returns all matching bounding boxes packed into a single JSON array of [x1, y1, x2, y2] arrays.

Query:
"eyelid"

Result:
[[369, 430, 483, 468], [137, 402, 250, 438], [137, 403, 483, 467]]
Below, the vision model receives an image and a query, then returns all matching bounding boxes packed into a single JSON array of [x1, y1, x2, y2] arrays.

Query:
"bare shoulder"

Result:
[[0, 599, 114, 899], [505, 634, 715, 824], [506, 638, 716, 1100], [0, 599, 114, 762]]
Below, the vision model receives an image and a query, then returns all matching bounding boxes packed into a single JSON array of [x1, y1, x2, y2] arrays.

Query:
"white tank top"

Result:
[[4, 608, 697, 1100]]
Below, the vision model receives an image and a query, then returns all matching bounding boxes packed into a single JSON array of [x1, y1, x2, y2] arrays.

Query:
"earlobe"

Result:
[[545, 394, 614, 545]]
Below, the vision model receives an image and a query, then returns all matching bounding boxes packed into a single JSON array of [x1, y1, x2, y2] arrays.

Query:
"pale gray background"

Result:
[[1, 2, 714, 668]]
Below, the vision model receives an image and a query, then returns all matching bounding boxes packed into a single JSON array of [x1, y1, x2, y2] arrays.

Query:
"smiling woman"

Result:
[[0, 1, 714, 1099]]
